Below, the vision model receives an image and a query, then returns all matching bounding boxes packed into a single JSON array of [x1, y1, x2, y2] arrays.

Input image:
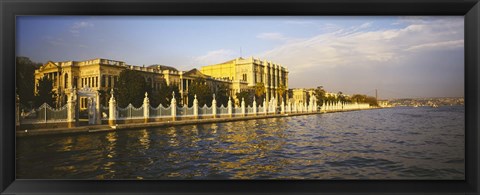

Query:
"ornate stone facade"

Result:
[[35, 58, 165, 109], [34, 58, 254, 109], [200, 57, 289, 103]]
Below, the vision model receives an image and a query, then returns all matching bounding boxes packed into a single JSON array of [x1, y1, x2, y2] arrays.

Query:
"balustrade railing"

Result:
[[18, 92, 374, 126], [20, 103, 68, 124]]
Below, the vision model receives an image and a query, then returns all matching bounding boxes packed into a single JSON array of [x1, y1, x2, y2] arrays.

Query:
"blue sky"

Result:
[[16, 16, 464, 99]]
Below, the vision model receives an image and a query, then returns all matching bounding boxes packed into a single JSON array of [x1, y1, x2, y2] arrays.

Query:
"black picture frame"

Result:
[[1, 0, 479, 194]]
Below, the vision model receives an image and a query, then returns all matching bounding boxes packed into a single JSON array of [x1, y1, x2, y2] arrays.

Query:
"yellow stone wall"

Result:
[[200, 61, 236, 80], [292, 89, 307, 104], [201, 57, 289, 103]]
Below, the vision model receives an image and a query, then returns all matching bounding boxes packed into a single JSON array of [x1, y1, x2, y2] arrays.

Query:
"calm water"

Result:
[[16, 106, 465, 180]]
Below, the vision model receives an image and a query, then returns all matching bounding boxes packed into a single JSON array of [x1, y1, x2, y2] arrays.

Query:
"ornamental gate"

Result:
[[76, 87, 101, 125]]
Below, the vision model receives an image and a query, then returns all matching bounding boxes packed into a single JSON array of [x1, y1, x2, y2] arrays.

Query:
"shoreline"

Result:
[[17, 108, 383, 137]]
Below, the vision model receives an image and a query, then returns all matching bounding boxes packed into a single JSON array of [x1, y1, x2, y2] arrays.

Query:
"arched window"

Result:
[[147, 77, 152, 87]]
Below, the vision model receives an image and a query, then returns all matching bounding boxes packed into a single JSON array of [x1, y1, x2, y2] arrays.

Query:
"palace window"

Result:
[[64, 73, 68, 88], [101, 75, 106, 87], [73, 77, 78, 88]]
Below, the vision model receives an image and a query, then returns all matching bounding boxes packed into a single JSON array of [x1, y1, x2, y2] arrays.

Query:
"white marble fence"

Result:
[[320, 100, 371, 112], [105, 92, 328, 123], [19, 103, 68, 124], [18, 90, 372, 126]]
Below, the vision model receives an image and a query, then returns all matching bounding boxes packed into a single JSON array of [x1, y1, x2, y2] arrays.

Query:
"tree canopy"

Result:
[[351, 94, 378, 106], [277, 84, 287, 104], [236, 90, 254, 107], [34, 77, 56, 107], [187, 78, 213, 107], [314, 86, 326, 106], [153, 80, 180, 107], [213, 83, 229, 107], [114, 69, 149, 108], [255, 82, 266, 105], [16, 56, 42, 107]]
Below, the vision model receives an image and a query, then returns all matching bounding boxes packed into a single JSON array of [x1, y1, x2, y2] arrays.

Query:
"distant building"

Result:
[[377, 100, 391, 107], [201, 57, 289, 102], [291, 89, 307, 105]]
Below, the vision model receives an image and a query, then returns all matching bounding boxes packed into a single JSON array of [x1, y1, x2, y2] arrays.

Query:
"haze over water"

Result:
[[17, 106, 464, 179]]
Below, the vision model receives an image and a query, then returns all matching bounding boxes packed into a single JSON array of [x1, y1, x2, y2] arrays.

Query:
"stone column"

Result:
[[108, 89, 116, 126], [241, 97, 245, 116], [268, 98, 272, 114], [287, 102, 291, 113], [193, 94, 199, 119], [265, 90, 270, 105], [66, 93, 76, 127], [311, 96, 315, 112], [227, 96, 232, 117], [269, 63, 273, 88], [253, 96, 257, 116], [281, 100, 285, 114], [95, 91, 101, 125], [263, 98, 267, 115], [324, 101, 327, 112], [143, 92, 150, 123], [273, 98, 277, 114], [272, 65, 277, 100], [212, 94, 217, 118], [171, 92, 177, 121]]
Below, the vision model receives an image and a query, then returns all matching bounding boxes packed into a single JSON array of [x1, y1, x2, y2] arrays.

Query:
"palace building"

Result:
[[35, 59, 169, 109], [201, 57, 289, 103], [34, 58, 264, 109], [288, 88, 316, 105]]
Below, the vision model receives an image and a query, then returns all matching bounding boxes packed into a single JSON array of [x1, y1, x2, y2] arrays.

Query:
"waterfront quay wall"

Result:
[[16, 107, 379, 137], [17, 91, 374, 137]]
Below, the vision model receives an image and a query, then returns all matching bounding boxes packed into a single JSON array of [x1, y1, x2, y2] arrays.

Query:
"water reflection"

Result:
[[17, 106, 465, 180], [138, 129, 150, 150]]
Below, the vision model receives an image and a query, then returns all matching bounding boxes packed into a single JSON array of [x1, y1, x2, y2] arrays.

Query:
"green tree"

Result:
[[351, 94, 367, 103], [115, 69, 149, 108], [187, 78, 213, 107], [236, 90, 254, 107], [213, 84, 229, 107], [365, 96, 379, 107], [255, 82, 266, 105], [16, 56, 42, 107], [150, 83, 181, 107], [34, 77, 56, 107], [98, 89, 109, 106], [337, 91, 346, 103], [164, 84, 181, 107], [314, 86, 326, 106]]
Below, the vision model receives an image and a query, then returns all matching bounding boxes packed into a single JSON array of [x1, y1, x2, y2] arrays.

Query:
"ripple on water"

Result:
[[16, 106, 465, 180], [327, 157, 397, 168]]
